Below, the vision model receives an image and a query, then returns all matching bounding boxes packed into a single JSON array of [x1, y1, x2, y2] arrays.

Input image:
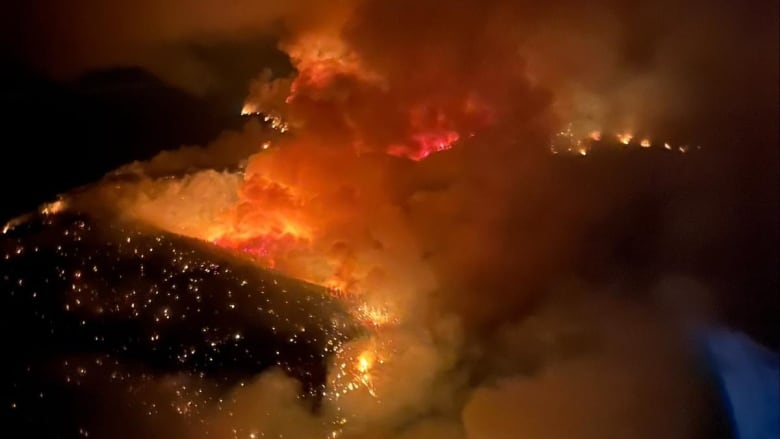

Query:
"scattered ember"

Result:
[[1, 207, 361, 436]]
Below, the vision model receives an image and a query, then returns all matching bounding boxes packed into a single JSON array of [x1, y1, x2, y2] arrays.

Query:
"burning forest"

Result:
[[1, 0, 778, 438]]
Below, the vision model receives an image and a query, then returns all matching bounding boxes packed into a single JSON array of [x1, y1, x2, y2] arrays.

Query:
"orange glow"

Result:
[[640, 138, 651, 148], [40, 199, 67, 216], [387, 130, 460, 161], [181, 141, 396, 296], [617, 133, 633, 145], [240, 103, 259, 116], [588, 131, 602, 141], [173, 168, 322, 272], [356, 303, 394, 327], [121, 32, 516, 334], [354, 349, 378, 396], [356, 350, 374, 374]]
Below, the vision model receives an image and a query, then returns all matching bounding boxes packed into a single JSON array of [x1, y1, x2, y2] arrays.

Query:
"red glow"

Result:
[[387, 130, 460, 161], [213, 232, 304, 264]]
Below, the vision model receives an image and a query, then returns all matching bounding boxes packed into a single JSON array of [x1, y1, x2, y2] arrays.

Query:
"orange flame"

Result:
[[617, 133, 633, 145]]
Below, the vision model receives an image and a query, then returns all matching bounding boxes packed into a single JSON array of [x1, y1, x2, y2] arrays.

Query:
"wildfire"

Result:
[[328, 339, 386, 403], [240, 103, 260, 116], [4, 0, 734, 435], [213, 231, 306, 262], [356, 303, 395, 328], [355, 350, 377, 397], [262, 113, 289, 133], [41, 199, 68, 215], [79, 28, 720, 435], [550, 124, 701, 157], [387, 130, 460, 161], [617, 132, 633, 145], [200, 39, 495, 304]]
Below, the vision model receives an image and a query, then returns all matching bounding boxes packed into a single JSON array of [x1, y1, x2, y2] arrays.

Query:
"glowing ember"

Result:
[[356, 303, 395, 328], [617, 133, 633, 145], [41, 199, 67, 216], [550, 124, 702, 157], [326, 338, 387, 403], [262, 113, 289, 133], [1, 209, 357, 404], [240, 104, 259, 116], [354, 350, 377, 397]]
